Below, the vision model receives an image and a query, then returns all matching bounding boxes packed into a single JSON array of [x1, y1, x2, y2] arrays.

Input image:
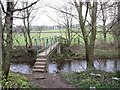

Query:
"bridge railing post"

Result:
[[35, 39, 38, 53], [50, 37, 52, 50], [41, 38, 45, 47], [45, 37, 49, 55], [54, 36, 55, 44]]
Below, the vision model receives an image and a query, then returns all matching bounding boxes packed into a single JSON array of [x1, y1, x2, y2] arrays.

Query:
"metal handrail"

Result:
[[34, 36, 60, 54]]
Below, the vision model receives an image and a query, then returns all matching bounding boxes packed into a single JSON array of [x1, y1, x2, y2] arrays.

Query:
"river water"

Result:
[[10, 59, 120, 74]]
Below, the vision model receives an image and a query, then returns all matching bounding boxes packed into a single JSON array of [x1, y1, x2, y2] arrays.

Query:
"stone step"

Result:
[[34, 65, 45, 69], [37, 56, 47, 58], [37, 54, 47, 57], [34, 62, 46, 65], [33, 69, 45, 72], [36, 58, 46, 62]]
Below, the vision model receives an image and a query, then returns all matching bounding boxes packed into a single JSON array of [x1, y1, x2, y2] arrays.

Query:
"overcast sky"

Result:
[[12, 0, 70, 26], [12, 0, 56, 26], [2, 0, 116, 26]]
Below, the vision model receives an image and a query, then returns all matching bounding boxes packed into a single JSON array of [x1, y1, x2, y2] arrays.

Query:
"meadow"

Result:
[[12, 29, 114, 46]]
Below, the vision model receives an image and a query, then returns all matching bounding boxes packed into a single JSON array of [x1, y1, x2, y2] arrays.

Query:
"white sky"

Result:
[[2, 0, 117, 26], [13, 0, 57, 26], [13, 0, 70, 26]]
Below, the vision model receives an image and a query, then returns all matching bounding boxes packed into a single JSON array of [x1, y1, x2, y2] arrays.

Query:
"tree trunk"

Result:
[[118, 1, 120, 59], [103, 23, 107, 42], [27, 24, 32, 49], [0, 6, 2, 72], [26, 8, 32, 49], [86, 2, 97, 69], [22, 27, 28, 49], [103, 32, 107, 42], [2, 1, 14, 79], [74, 1, 97, 69], [85, 43, 94, 68], [101, 3, 107, 42], [22, 2, 32, 51]]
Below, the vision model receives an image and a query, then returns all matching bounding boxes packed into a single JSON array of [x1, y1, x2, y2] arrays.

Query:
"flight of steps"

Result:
[[33, 42, 60, 73], [33, 55, 47, 73]]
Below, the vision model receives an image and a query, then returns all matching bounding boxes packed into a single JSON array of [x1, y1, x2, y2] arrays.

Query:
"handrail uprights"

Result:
[[34, 36, 60, 55]]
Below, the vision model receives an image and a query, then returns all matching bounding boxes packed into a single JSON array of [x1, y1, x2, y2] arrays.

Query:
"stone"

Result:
[[35, 76, 46, 80]]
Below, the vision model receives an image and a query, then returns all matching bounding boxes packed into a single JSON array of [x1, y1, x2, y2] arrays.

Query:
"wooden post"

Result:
[[42, 38, 45, 47], [35, 39, 38, 53], [57, 43, 61, 54]]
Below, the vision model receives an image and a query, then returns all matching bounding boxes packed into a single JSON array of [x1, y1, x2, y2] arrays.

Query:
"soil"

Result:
[[24, 72, 74, 88]]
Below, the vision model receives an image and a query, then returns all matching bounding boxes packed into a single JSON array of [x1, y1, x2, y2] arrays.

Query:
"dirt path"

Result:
[[25, 72, 74, 88]]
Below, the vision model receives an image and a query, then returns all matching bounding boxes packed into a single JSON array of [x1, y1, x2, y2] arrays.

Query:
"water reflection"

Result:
[[10, 64, 33, 74], [10, 59, 120, 74], [49, 60, 87, 73], [49, 60, 120, 73], [94, 60, 120, 72]]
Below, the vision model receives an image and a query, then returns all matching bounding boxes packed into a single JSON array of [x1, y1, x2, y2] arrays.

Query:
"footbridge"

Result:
[[33, 36, 61, 72]]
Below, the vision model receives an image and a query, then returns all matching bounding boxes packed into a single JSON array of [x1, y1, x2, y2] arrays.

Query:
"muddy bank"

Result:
[[11, 55, 118, 65], [11, 59, 35, 66], [49, 55, 118, 61], [11, 43, 118, 65]]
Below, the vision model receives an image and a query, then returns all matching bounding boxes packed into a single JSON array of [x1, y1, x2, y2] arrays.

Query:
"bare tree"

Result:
[[2, 0, 14, 79], [60, 5, 77, 46], [0, 0, 39, 79], [98, 1, 118, 43], [74, 0, 97, 69], [48, 3, 77, 46], [109, 1, 120, 58], [99, 2, 108, 42], [22, 1, 33, 51]]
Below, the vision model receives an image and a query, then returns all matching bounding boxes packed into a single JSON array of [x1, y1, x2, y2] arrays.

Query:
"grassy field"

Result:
[[12, 29, 114, 46]]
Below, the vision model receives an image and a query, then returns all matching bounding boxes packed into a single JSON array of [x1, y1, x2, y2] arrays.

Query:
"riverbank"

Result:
[[11, 43, 118, 64], [62, 69, 120, 88]]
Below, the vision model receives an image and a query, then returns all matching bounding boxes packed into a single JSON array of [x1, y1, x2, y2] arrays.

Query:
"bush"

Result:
[[0, 72, 40, 88], [115, 70, 120, 78]]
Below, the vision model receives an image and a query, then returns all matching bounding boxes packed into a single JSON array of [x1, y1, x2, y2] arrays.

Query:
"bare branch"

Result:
[[12, 0, 39, 12], [0, 0, 8, 14], [49, 6, 78, 19], [13, 16, 27, 19]]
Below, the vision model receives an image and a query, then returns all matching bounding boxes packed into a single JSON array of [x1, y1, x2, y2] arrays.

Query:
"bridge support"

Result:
[[57, 43, 61, 54]]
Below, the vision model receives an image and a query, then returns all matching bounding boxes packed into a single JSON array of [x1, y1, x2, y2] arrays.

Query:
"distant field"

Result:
[[12, 29, 114, 46]]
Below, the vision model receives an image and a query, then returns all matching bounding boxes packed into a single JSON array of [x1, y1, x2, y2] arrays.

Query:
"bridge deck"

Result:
[[33, 41, 60, 72], [38, 42, 59, 56]]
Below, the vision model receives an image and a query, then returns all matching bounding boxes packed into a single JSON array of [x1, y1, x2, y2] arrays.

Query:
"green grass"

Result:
[[12, 28, 114, 46], [95, 50, 118, 57], [62, 69, 120, 88]]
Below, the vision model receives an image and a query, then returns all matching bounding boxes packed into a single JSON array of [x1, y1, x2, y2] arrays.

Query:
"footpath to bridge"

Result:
[[33, 36, 60, 72]]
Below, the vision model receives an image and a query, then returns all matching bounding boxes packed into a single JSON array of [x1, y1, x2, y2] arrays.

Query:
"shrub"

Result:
[[115, 70, 120, 78], [0, 72, 40, 88]]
